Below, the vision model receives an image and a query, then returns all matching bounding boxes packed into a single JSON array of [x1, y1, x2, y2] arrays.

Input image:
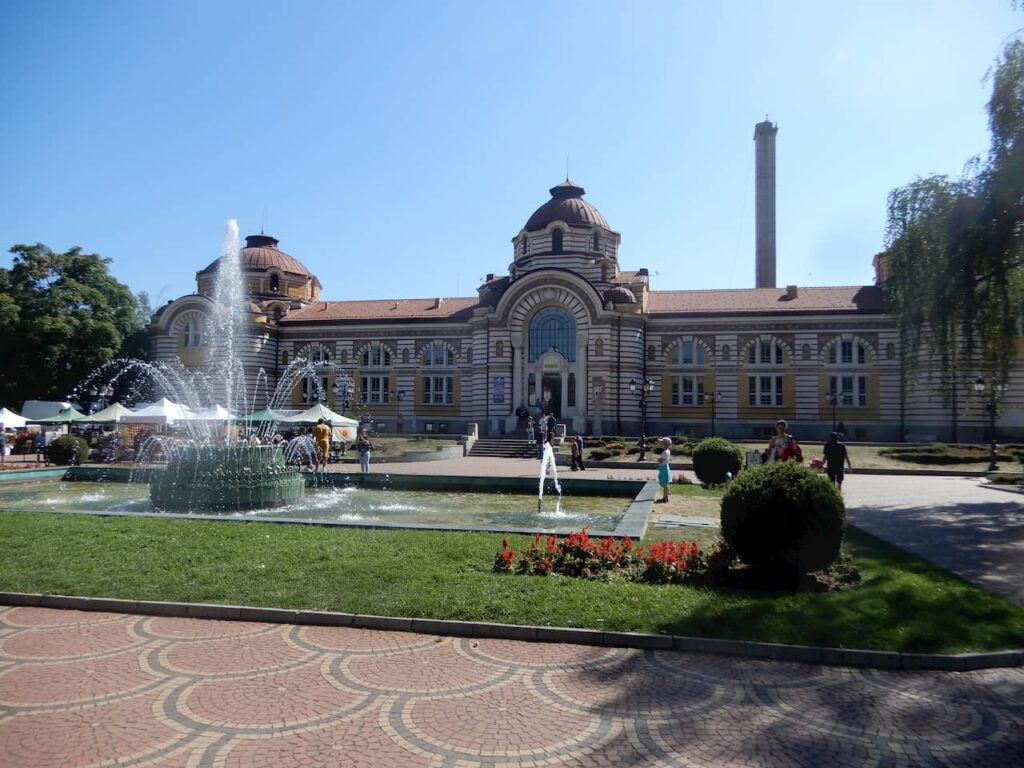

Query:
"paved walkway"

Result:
[[1, 606, 1021, 768], [2, 458, 1023, 766], [843, 475, 1024, 606]]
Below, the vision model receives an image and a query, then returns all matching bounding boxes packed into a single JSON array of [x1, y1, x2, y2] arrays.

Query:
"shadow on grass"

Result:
[[647, 527, 1024, 653], [845, 492, 1023, 606]]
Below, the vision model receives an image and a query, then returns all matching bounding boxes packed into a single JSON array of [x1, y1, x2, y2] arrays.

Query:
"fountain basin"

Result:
[[149, 445, 305, 511]]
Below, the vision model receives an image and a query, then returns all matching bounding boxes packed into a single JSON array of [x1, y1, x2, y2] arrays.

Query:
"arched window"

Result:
[[269, 273, 280, 293], [340, 350, 348, 365], [183, 316, 205, 347], [886, 342, 895, 360], [828, 340, 866, 365], [595, 338, 604, 356], [592, 232, 599, 252], [722, 344, 731, 361], [747, 339, 785, 365], [361, 343, 391, 367], [495, 341, 504, 358], [802, 343, 811, 361], [551, 228, 563, 254], [528, 307, 576, 362], [402, 349, 409, 365], [297, 343, 331, 364], [669, 340, 706, 365], [422, 342, 454, 366]]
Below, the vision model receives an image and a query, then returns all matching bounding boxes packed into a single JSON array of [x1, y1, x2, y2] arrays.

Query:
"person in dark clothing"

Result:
[[569, 431, 586, 471], [822, 432, 853, 488]]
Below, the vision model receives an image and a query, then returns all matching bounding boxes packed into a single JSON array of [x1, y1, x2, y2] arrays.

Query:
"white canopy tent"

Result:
[[78, 403, 135, 424], [120, 398, 192, 427], [279, 403, 357, 426], [189, 404, 234, 421], [0, 408, 27, 429], [279, 404, 359, 442]]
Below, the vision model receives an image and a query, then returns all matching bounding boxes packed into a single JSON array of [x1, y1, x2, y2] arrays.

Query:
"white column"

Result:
[[511, 340, 522, 409]]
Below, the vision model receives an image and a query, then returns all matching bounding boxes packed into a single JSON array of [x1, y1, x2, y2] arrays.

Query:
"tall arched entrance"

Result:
[[526, 307, 579, 420]]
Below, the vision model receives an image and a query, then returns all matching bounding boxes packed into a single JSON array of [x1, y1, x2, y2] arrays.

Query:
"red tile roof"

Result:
[[283, 297, 480, 323], [648, 286, 884, 315]]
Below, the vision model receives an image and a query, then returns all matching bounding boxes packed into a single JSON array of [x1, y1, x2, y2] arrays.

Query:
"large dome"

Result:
[[524, 180, 609, 231], [200, 234, 313, 277]]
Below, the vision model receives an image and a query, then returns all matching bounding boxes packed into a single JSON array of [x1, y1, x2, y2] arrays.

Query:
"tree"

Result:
[[884, 37, 1024, 403], [0, 244, 142, 408]]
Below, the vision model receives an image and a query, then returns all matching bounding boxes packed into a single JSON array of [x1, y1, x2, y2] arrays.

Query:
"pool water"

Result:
[[0, 479, 628, 531]]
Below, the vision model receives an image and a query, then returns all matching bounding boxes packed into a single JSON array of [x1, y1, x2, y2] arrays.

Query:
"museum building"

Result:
[[150, 124, 1021, 442]]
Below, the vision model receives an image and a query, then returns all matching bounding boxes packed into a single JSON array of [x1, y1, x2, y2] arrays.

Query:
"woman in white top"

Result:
[[656, 437, 672, 503]]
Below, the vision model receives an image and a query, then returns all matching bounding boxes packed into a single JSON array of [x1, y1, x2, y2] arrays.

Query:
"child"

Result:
[[656, 437, 672, 503]]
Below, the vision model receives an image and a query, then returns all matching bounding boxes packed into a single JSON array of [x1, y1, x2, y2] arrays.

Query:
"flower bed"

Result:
[[494, 527, 734, 585]]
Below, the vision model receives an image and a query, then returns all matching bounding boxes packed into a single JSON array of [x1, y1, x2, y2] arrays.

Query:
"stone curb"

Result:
[[3, 592, 1021, 672]]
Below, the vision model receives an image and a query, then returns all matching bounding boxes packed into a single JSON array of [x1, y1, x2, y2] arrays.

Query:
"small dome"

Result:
[[200, 234, 313, 278], [604, 286, 636, 305], [524, 180, 609, 232]]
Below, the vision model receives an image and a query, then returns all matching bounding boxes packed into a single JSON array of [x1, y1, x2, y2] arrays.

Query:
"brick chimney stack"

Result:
[[754, 119, 778, 288]]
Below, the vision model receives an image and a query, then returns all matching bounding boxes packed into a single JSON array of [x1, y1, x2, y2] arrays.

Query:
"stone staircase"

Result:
[[468, 436, 537, 459]]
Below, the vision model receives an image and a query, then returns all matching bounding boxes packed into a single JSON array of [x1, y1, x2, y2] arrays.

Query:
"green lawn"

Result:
[[0, 511, 1020, 653]]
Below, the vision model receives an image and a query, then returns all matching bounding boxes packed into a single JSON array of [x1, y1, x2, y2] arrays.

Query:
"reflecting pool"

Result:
[[0, 478, 629, 531]]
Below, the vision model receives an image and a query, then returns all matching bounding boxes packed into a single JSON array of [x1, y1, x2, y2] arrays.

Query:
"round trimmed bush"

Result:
[[691, 437, 743, 484], [47, 435, 90, 465], [720, 461, 845, 574]]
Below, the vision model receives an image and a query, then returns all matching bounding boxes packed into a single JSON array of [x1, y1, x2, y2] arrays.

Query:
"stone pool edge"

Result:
[[2, 591, 1020, 672]]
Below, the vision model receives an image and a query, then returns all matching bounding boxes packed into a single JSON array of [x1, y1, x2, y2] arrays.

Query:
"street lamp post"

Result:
[[332, 372, 354, 413], [705, 391, 720, 437], [87, 384, 114, 415], [825, 391, 838, 433], [629, 377, 655, 462], [973, 377, 999, 472], [392, 390, 406, 433]]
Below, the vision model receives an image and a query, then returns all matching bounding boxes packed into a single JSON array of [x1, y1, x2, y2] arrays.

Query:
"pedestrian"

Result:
[[0, 430, 11, 467], [35, 430, 48, 465], [570, 431, 586, 471], [822, 431, 853, 489], [356, 427, 372, 473], [837, 420, 847, 438], [535, 418, 545, 460], [312, 417, 331, 472], [655, 437, 672, 503], [525, 415, 534, 446], [766, 419, 802, 463]]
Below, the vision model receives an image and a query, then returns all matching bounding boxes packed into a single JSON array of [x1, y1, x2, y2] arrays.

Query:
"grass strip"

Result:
[[0, 511, 1020, 654]]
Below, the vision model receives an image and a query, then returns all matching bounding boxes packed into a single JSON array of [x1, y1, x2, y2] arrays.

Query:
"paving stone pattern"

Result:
[[1, 607, 1022, 767]]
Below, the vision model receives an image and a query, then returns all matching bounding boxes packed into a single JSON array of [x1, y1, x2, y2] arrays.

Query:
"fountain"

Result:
[[69, 220, 321, 511]]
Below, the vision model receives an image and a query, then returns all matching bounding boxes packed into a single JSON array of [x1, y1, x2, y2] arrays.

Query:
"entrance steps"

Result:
[[469, 436, 537, 459]]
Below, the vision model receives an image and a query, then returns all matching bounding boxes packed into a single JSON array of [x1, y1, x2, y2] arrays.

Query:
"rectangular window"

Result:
[[424, 376, 454, 405], [492, 376, 504, 404], [672, 375, 704, 406], [301, 376, 329, 404], [749, 376, 784, 407], [360, 376, 390, 404], [829, 375, 867, 407]]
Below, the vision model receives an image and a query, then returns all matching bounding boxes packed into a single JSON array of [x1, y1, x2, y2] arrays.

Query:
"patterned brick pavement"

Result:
[[1, 607, 1021, 767]]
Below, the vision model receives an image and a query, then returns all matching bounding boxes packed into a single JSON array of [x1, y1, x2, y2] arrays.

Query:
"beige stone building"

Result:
[[151, 134, 1022, 443]]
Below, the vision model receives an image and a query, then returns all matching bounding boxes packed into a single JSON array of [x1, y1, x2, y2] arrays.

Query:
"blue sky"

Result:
[[1, 1, 1021, 305]]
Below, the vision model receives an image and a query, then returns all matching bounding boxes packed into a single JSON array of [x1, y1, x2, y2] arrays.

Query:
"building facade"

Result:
[[151, 174, 1023, 443]]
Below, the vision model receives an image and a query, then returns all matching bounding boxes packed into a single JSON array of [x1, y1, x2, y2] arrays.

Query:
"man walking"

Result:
[[822, 432, 853, 489]]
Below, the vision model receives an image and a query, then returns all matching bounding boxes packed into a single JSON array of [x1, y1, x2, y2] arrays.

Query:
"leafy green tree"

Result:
[[0, 244, 142, 407], [884, 37, 1024, 401]]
